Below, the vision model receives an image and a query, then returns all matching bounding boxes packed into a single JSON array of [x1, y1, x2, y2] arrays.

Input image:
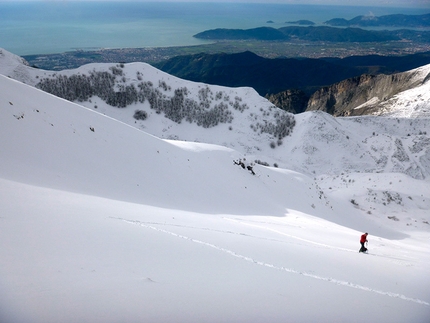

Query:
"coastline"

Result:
[[1, 2, 427, 57], [23, 39, 430, 71]]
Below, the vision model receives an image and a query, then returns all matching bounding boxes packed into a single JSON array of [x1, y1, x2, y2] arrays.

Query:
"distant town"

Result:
[[24, 39, 430, 71]]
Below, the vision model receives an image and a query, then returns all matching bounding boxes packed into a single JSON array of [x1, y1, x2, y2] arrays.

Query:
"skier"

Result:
[[359, 232, 368, 253]]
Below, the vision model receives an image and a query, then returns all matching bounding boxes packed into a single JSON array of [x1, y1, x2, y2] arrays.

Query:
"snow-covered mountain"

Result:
[[1, 48, 430, 179], [0, 48, 429, 323]]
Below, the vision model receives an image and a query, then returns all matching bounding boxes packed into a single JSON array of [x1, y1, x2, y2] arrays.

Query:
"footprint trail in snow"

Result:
[[117, 218, 429, 307]]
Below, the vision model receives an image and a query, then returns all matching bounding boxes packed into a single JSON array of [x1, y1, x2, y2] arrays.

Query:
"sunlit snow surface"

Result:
[[0, 50, 429, 322]]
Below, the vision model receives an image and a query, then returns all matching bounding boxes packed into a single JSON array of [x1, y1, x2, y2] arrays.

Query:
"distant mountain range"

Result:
[[194, 26, 396, 42], [325, 13, 430, 28], [153, 50, 430, 116], [155, 51, 366, 96], [154, 50, 430, 97], [193, 25, 430, 43]]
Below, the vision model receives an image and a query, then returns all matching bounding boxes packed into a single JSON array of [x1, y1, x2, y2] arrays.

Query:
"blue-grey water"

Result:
[[0, 1, 427, 55]]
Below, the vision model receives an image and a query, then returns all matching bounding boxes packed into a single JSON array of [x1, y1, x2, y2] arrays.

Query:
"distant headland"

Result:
[[193, 26, 430, 43], [325, 13, 430, 27]]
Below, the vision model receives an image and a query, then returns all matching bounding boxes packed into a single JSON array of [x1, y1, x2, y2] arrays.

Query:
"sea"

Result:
[[0, 1, 428, 56]]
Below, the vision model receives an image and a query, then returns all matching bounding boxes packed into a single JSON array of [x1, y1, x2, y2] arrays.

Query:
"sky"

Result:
[[2, 0, 430, 8]]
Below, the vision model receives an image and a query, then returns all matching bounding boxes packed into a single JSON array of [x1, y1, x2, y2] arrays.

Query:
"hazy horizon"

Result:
[[2, 0, 428, 56], [1, 0, 430, 9]]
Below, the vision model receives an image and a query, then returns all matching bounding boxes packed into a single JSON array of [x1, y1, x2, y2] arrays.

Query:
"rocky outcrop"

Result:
[[266, 89, 308, 114], [306, 65, 430, 116]]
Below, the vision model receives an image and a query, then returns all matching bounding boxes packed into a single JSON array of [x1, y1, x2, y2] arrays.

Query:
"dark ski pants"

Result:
[[359, 242, 367, 252]]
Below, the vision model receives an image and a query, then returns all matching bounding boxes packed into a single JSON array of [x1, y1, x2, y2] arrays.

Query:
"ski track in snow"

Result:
[[225, 218, 416, 263], [115, 217, 429, 307], [226, 217, 354, 252], [113, 217, 414, 263]]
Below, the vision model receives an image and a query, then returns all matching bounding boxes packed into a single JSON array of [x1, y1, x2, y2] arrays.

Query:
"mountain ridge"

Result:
[[194, 25, 430, 43], [155, 51, 367, 96], [154, 50, 430, 98], [193, 26, 401, 42], [0, 74, 289, 215], [1, 59, 429, 227], [1, 48, 429, 181]]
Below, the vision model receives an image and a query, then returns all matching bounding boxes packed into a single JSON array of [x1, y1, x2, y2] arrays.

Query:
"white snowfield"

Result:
[[0, 49, 429, 322]]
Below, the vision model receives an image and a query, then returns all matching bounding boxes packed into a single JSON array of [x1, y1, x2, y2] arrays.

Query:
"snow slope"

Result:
[[0, 52, 430, 322]]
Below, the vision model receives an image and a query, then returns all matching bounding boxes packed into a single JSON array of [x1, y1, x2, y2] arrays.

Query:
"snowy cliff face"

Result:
[[306, 64, 430, 117]]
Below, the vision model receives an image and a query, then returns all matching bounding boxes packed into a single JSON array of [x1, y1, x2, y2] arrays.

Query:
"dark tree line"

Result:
[[251, 110, 296, 140], [36, 68, 247, 128], [37, 71, 115, 103], [36, 66, 295, 135]]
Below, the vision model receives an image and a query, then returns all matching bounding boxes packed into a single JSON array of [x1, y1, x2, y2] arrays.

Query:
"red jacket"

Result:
[[360, 234, 368, 243]]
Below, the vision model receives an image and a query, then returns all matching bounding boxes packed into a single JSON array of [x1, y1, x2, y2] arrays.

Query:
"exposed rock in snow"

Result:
[[306, 64, 430, 118]]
